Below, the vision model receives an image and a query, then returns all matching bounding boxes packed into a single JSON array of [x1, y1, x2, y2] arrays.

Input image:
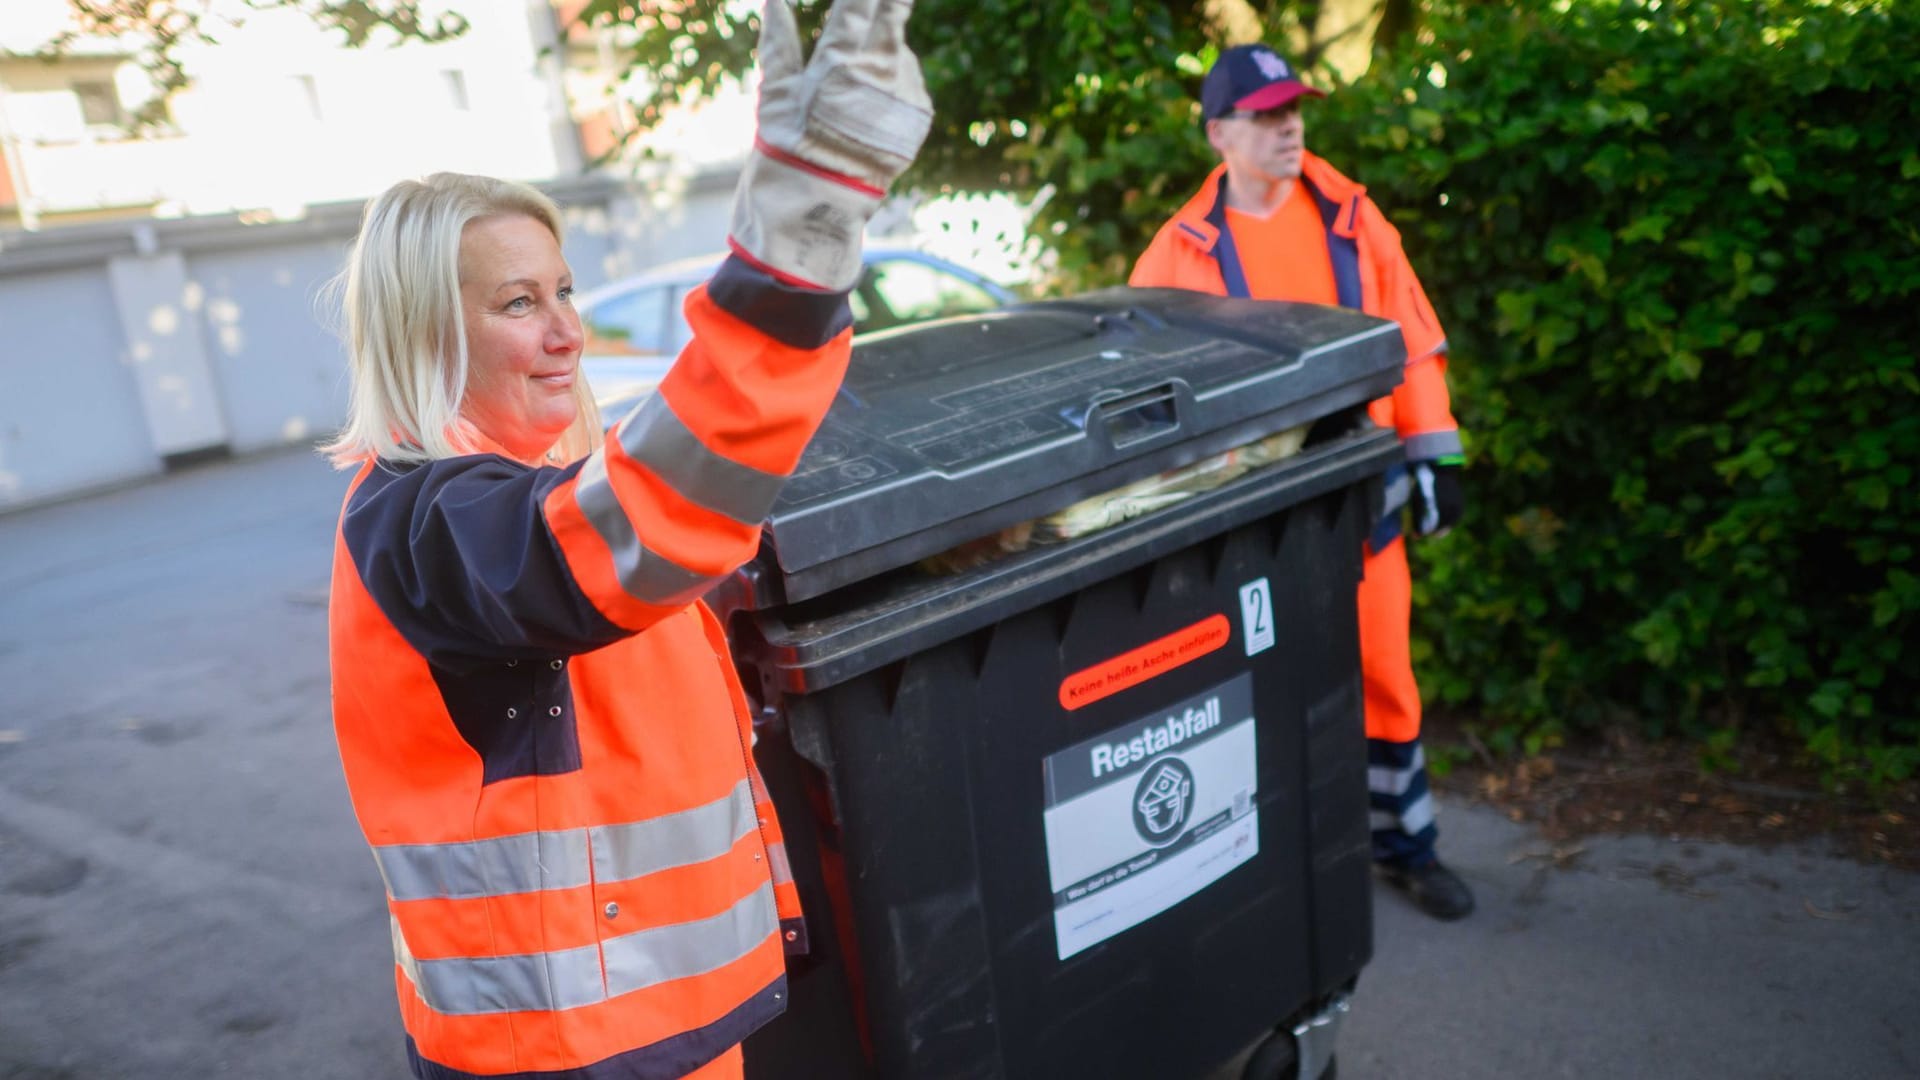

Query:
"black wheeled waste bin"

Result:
[[721, 286, 1406, 1080]]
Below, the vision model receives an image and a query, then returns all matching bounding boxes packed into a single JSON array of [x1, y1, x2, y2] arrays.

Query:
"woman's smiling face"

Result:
[[458, 213, 583, 463]]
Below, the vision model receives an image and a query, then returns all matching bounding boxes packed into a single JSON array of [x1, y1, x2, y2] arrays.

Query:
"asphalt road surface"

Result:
[[2, 449, 1914, 1079]]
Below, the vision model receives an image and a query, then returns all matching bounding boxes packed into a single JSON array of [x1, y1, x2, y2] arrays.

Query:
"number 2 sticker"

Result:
[[1239, 578, 1275, 656]]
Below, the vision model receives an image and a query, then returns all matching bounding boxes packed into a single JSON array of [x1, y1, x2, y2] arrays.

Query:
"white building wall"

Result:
[[187, 240, 356, 453], [0, 263, 160, 505], [0, 172, 736, 513], [161, 1, 573, 214], [1, 0, 582, 223], [107, 248, 229, 456], [0, 2, 826, 511]]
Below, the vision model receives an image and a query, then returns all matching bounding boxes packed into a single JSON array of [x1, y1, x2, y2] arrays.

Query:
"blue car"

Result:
[[579, 246, 1016, 410]]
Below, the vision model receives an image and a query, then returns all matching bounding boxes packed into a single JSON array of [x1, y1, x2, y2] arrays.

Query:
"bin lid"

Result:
[[747, 286, 1406, 605]]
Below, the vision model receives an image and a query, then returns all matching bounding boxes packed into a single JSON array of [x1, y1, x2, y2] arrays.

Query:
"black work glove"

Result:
[[1410, 460, 1464, 538]]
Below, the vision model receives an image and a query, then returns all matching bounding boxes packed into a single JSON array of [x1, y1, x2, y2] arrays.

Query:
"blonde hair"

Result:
[[321, 172, 601, 468]]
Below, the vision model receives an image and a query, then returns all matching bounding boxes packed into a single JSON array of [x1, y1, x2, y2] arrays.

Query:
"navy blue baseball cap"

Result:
[[1201, 44, 1326, 120]]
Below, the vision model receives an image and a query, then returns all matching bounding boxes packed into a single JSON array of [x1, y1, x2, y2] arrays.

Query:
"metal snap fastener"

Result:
[[604, 902, 619, 919], [548, 706, 562, 717], [506, 660, 517, 667], [550, 659, 564, 670], [784, 929, 798, 942], [506, 708, 517, 719]]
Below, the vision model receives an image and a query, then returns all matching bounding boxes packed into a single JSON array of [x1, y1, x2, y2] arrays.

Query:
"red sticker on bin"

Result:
[[1057, 614, 1231, 711]]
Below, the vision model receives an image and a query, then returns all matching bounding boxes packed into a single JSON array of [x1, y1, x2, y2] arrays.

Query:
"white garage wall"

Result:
[[0, 169, 737, 512]]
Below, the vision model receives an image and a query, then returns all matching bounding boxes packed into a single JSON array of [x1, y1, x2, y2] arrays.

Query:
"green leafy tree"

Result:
[[581, 0, 1920, 784], [1306, 0, 1920, 786], [567, 0, 1426, 288], [50, 0, 1917, 783]]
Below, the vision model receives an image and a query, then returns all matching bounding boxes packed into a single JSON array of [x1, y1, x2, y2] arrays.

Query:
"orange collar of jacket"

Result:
[[1166, 152, 1366, 253]]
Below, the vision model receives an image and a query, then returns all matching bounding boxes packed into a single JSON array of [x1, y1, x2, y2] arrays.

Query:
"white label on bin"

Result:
[[1041, 674, 1259, 960], [1239, 577, 1276, 656]]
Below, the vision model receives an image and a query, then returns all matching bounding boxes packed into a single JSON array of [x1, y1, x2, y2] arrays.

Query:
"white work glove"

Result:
[[729, 0, 933, 291]]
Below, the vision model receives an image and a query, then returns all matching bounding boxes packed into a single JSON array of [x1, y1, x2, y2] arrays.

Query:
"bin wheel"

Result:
[[1241, 1031, 1337, 1080], [1241, 1030, 1295, 1080]]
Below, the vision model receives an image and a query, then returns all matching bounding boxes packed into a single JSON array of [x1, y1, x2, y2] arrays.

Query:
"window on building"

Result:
[[442, 70, 470, 111], [292, 75, 322, 121], [73, 81, 124, 128]]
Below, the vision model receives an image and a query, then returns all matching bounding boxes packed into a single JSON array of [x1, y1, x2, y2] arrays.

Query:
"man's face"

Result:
[[1206, 100, 1307, 184]]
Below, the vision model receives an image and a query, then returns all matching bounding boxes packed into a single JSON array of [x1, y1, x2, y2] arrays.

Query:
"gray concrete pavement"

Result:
[[1338, 811, 1917, 1079], [1, 449, 1914, 1079]]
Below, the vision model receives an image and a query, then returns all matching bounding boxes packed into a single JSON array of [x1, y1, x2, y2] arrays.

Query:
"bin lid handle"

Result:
[[1089, 381, 1184, 451]]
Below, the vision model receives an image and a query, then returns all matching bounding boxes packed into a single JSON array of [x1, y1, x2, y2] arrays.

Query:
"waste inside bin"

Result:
[[727, 286, 1406, 1080]]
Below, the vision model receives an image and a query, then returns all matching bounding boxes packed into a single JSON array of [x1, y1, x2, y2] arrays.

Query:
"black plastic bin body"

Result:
[[725, 288, 1407, 1080]]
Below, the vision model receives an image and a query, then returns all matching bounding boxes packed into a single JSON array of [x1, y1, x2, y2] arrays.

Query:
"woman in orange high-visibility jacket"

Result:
[[1131, 44, 1472, 922], [321, 4, 931, 1077]]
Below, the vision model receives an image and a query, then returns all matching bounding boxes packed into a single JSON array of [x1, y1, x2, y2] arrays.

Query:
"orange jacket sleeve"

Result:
[[543, 257, 853, 633], [338, 257, 851, 664], [1359, 200, 1463, 461], [1130, 226, 1186, 289]]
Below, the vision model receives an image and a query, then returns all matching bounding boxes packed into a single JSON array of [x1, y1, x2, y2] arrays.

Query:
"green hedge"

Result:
[[1300, 0, 1919, 784]]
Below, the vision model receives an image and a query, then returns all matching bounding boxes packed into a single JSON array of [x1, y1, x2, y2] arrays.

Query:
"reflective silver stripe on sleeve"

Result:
[[571, 448, 723, 608], [616, 396, 786, 527], [1381, 471, 1413, 515], [766, 841, 794, 887], [1367, 745, 1426, 797], [604, 882, 778, 999], [394, 914, 608, 1016], [591, 779, 757, 884], [374, 829, 590, 902], [1403, 430, 1464, 461]]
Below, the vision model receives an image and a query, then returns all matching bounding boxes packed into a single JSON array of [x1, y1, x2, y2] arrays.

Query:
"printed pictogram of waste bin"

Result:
[[1134, 757, 1195, 843], [715, 287, 1408, 1080]]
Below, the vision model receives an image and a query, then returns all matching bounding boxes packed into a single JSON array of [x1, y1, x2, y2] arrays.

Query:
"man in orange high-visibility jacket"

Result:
[[1132, 43, 1474, 921]]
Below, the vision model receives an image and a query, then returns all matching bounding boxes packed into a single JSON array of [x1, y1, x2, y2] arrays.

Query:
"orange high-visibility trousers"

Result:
[[1358, 536, 1422, 744]]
